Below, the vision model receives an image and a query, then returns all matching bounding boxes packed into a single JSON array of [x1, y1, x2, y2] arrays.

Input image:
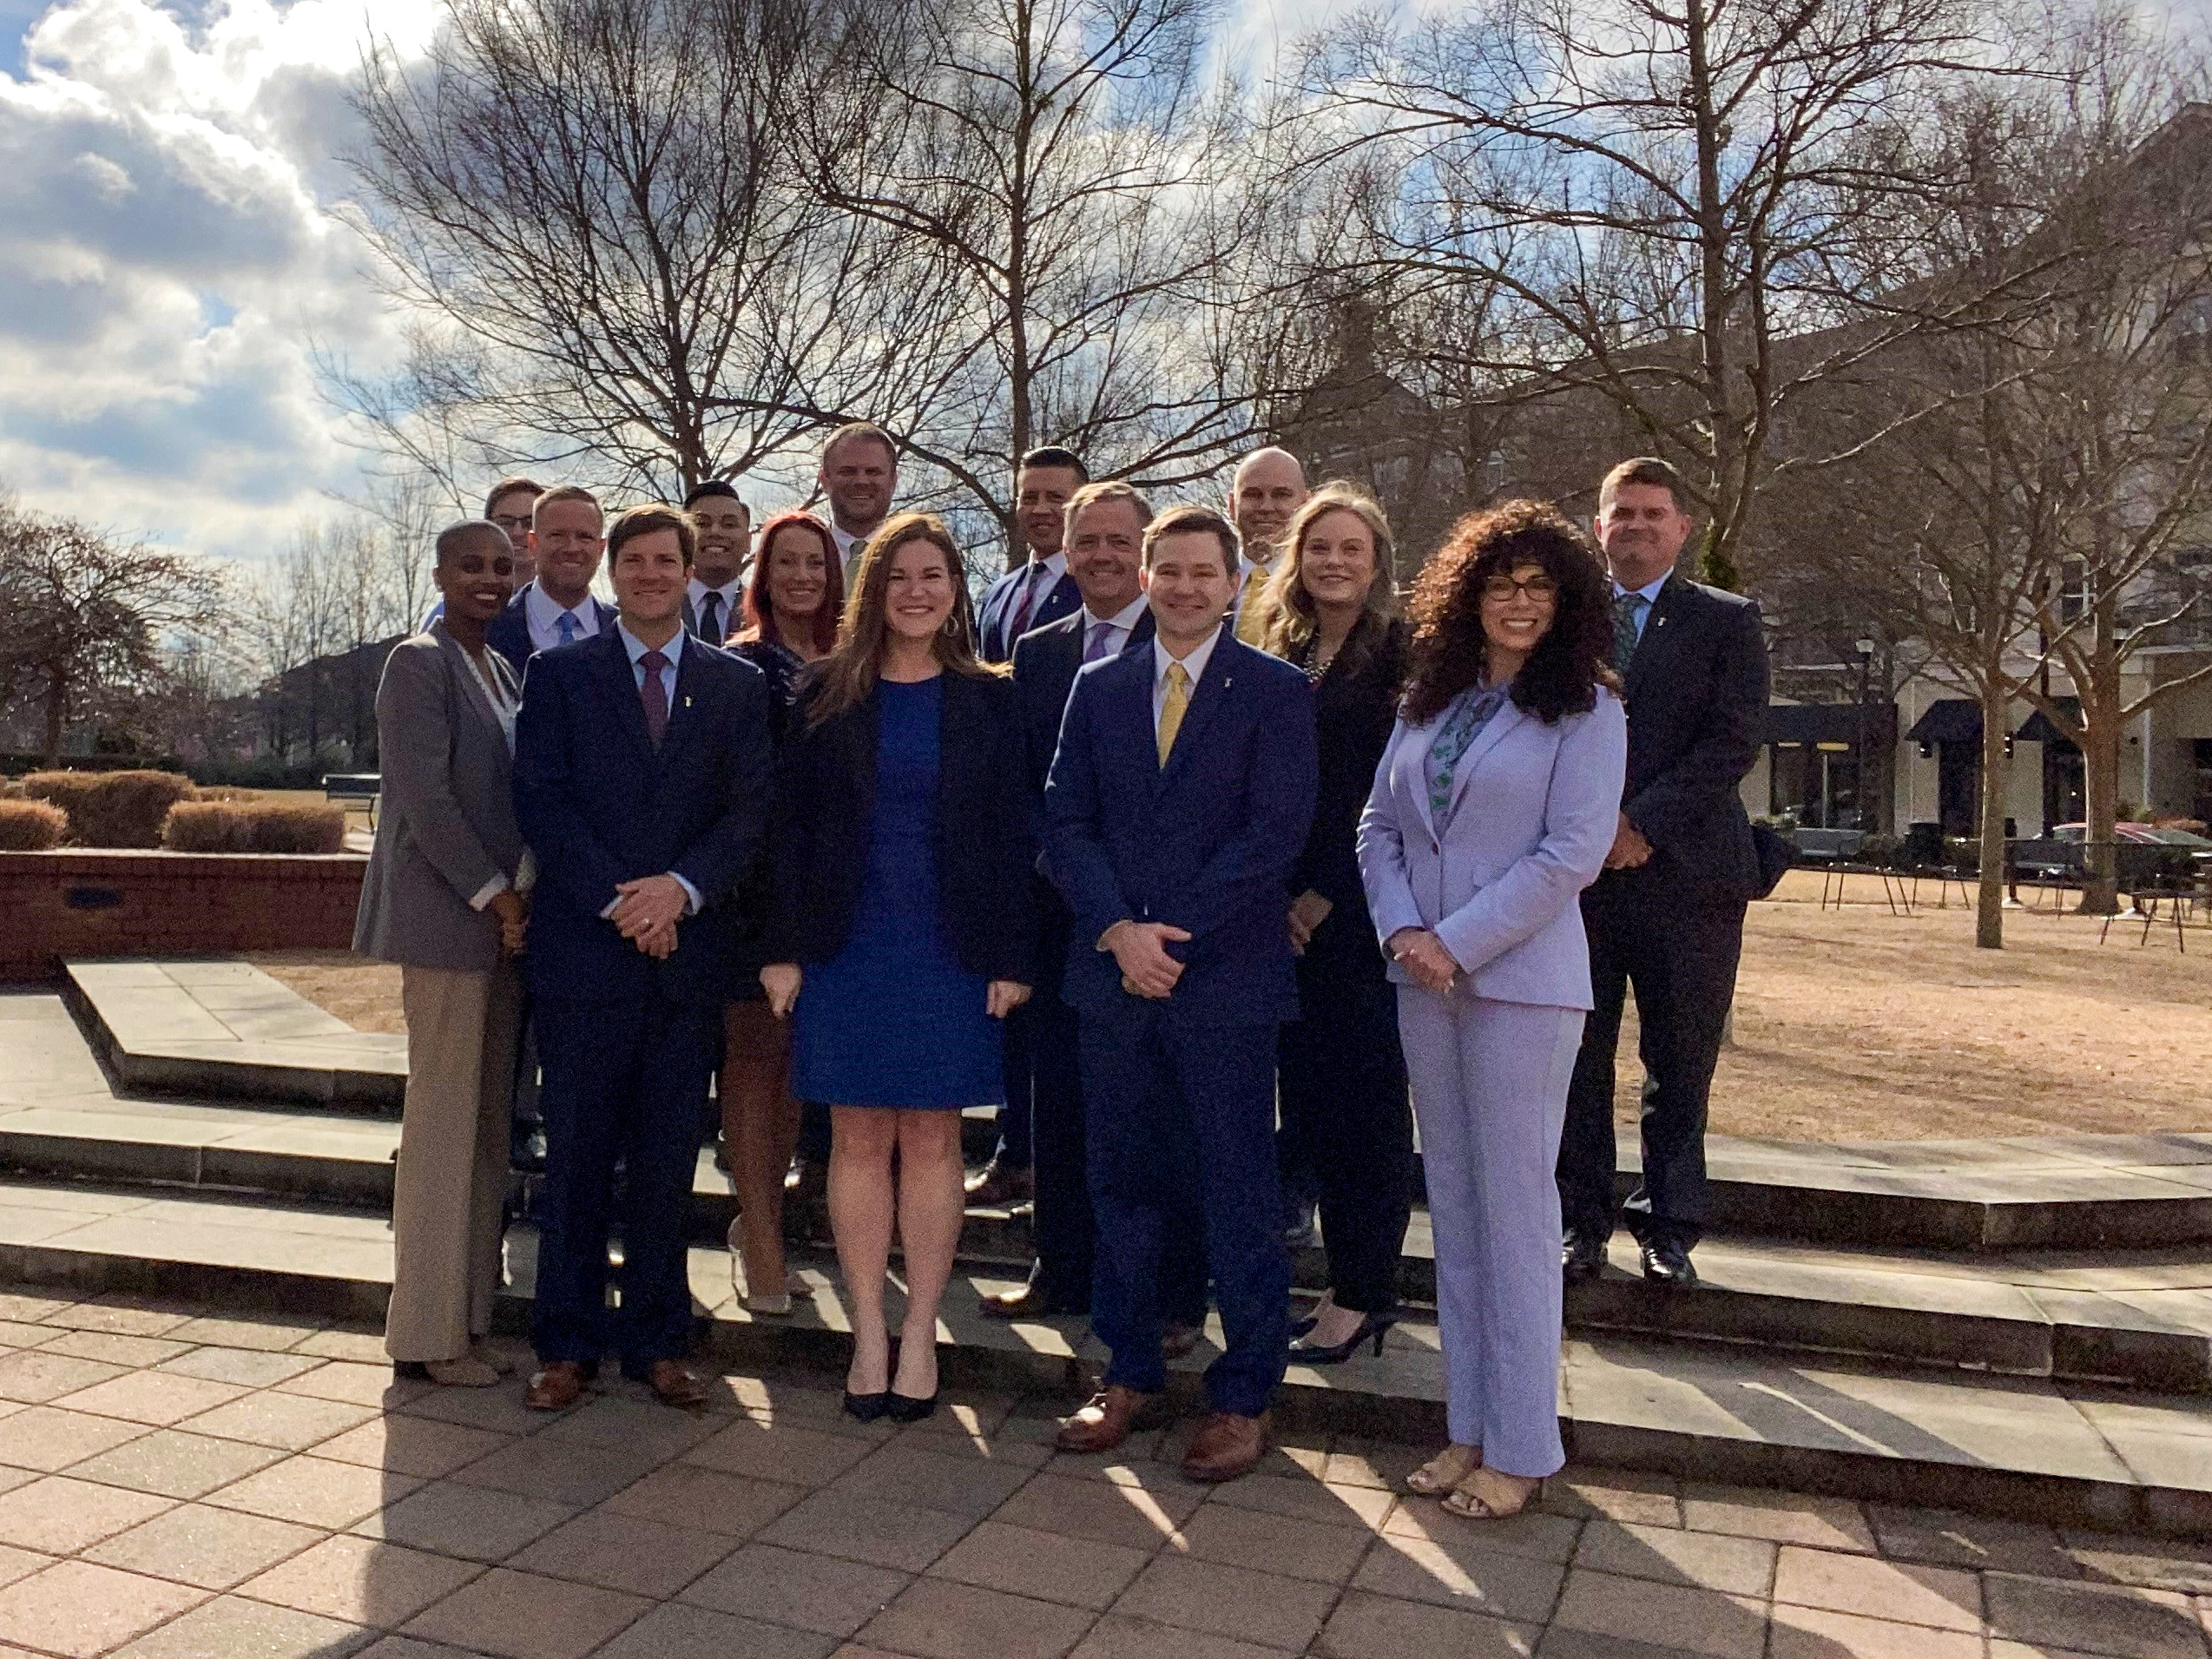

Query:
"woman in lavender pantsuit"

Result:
[[1357, 501, 1627, 1520]]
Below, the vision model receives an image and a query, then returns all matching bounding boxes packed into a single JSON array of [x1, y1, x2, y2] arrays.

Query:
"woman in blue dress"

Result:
[[761, 513, 1036, 1422]]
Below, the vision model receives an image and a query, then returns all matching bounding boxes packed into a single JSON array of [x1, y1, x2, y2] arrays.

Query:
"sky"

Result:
[[0, 0, 1353, 569]]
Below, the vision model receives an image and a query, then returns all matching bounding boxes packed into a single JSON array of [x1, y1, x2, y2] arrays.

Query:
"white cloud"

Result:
[[0, 0, 439, 563]]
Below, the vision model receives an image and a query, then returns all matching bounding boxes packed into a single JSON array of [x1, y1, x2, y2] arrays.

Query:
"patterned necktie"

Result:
[[1009, 564, 1047, 638], [639, 649, 669, 747], [556, 610, 581, 648], [1156, 661, 1190, 767], [1084, 621, 1114, 662], [1611, 591, 1647, 676], [698, 592, 723, 644]]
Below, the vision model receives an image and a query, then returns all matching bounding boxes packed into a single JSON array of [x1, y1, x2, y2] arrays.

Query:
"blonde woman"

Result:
[[760, 513, 1036, 1423], [1251, 488, 1415, 1364]]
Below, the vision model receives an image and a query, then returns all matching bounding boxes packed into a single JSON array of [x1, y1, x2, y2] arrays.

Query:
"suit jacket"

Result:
[[766, 671, 1037, 984], [485, 583, 620, 677], [1010, 606, 1158, 798], [1616, 574, 1770, 898], [511, 628, 773, 1004], [976, 562, 1082, 663], [1359, 688, 1627, 1010], [1045, 632, 1318, 1026], [352, 626, 526, 972], [1289, 617, 1407, 971]]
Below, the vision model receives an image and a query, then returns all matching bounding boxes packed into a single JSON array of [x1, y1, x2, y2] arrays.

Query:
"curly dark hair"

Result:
[[1401, 499, 1619, 727]]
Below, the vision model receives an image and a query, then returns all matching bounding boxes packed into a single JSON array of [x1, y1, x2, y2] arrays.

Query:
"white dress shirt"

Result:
[[832, 520, 872, 584], [607, 622, 700, 917], [525, 582, 603, 654], [688, 577, 743, 644], [1082, 594, 1150, 661], [1151, 623, 1223, 738]]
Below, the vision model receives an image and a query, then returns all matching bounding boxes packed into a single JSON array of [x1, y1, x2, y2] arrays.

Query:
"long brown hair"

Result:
[[737, 510, 843, 655], [1400, 500, 1618, 727], [806, 511, 999, 726], [1253, 484, 1399, 678]]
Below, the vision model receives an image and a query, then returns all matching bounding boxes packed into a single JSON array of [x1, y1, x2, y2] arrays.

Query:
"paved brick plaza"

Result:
[[0, 1287, 2209, 1657]]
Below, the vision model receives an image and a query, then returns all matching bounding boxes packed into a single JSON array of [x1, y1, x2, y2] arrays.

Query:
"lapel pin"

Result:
[[683, 695, 693, 708]]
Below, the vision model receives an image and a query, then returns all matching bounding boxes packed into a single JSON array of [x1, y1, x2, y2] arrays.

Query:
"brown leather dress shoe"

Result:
[[980, 1277, 1084, 1321], [524, 1360, 589, 1411], [1055, 1385, 1169, 1454], [964, 1159, 1036, 1208], [1161, 1321, 1202, 1360], [644, 1359, 709, 1408], [1181, 1410, 1268, 1483]]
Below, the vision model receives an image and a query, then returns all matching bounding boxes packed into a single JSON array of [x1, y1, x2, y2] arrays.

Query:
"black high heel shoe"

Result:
[[886, 1339, 939, 1423], [1287, 1310, 1399, 1365], [844, 1334, 895, 1422]]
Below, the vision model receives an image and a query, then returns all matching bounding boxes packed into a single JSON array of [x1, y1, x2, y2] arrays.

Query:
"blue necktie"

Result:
[[556, 610, 581, 648]]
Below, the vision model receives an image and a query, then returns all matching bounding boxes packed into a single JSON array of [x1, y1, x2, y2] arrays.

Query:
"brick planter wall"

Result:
[[0, 851, 367, 981]]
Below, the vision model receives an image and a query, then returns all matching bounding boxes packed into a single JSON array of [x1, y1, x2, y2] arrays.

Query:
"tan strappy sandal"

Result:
[[1440, 1466, 1544, 1520], [1406, 1443, 1483, 1495]]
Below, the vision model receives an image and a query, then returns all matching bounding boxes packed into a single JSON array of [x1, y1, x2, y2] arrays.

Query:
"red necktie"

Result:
[[1010, 564, 1047, 637]]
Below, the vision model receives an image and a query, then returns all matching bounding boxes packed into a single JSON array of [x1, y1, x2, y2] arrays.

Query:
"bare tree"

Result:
[[1295, 0, 2029, 588], [340, 0, 941, 498], [798, 0, 1261, 565], [0, 504, 231, 768]]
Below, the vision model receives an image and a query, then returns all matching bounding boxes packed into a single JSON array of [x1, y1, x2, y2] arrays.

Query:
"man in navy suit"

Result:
[[512, 503, 773, 1410], [986, 480, 1201, 1334], [486, 485, 620, 675], [1045, 503, 1318, 1483], [974, 446, 1087, 668]]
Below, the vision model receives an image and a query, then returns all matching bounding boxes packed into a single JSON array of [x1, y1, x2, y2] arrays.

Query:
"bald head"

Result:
[[1228, 447, 1308, 566]]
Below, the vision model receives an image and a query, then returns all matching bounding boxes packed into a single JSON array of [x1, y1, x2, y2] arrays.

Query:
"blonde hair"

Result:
[[807, 511, 999, 726], [1253, 485, 1399, 669]]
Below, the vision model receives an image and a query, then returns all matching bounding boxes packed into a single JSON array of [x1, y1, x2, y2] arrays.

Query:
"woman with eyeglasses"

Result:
[[1355, 501, 1626, 1521]]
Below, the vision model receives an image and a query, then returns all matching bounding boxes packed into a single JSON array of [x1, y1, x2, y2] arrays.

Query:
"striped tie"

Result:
[[1156, 662, 1190, 767]]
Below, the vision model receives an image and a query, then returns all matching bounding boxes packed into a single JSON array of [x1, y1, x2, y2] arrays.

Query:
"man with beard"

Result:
[[684, 481, 751, 645]]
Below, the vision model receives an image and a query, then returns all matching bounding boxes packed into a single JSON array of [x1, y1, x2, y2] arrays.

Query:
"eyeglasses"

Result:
[[1481, 575, 1558, 602], [491, 514, 533, 535]]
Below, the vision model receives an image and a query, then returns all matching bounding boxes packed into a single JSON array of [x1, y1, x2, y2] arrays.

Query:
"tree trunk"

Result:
[[2077, 715, 2121, 916], [1975, 676, 2009, 949], [41, 675, 66, 768]]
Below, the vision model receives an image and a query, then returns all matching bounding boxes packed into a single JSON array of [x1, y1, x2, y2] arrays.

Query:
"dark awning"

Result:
[[1763, 702, 1893, 745], [1906, 699, 1981, 743], [2015, 697, 2081, 748]]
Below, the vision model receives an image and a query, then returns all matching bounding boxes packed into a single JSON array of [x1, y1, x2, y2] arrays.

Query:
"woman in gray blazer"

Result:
[[1357, 502, 1627, 1520], [353, 521, 531, 1387]]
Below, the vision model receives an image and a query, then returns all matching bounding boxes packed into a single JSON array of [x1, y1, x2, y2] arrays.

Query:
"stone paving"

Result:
[[0, 1287, 2209, 1658]]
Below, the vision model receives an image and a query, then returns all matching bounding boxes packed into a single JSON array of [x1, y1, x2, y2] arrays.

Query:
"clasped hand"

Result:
[[1287, 889, 1333, 955], [1387, 926, 1459, 997], [1106, 919, 1189, 999], [1604, 811, 1654, 871], [610, 873, 687, 959], [488, 890, 529, 958]]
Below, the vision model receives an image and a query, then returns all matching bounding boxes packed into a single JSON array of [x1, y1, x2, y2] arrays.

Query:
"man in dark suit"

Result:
[[1557, 458, 1769, 1289], [1044, 503, 1318, 1484], [974, 446, 1087, 668], [683, 480, 750, 645], [512, 502, 773, 1409], [486, 485, 619, 675], [986, 481, 1201, 1340]]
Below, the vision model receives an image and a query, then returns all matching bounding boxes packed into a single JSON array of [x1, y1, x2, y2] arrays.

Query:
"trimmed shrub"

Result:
[[0, 800, 68, 852], [161, 801, 346, 854], [19, 768, 197, 847]]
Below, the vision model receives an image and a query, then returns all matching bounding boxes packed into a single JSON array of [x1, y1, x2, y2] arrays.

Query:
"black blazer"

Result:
[[1616, 574, 1770, 898], [767, 670, 1037, 983], [1290, 616, 1407, 970]]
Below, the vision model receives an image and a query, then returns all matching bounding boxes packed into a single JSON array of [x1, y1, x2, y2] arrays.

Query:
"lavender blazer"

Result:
[[1356, 688, 1627, 1011]]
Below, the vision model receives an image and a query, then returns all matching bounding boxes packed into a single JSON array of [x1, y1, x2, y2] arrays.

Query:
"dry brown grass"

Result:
[[250, 870, 2212, 1142]]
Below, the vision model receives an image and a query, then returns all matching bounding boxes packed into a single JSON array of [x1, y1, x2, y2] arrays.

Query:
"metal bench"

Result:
[[321, 773, 381, 827]]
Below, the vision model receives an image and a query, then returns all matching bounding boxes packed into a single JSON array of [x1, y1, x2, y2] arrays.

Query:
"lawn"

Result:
[[249, 866, 2212, 1142]]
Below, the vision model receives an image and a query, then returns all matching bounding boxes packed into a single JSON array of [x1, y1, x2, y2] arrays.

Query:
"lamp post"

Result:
[[1854, 637, 1877, 831]]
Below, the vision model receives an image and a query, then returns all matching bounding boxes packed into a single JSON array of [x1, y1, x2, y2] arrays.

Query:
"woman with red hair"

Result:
[[720, 510, 843, 1314]]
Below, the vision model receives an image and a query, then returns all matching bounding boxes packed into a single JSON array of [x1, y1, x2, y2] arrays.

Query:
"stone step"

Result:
[[1, 1175, 2206, 1540], [63, 960, 2212, 1250]]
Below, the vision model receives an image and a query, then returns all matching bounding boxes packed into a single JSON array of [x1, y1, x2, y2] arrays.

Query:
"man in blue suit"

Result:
[[1044, 503, 1318, 1483], [512, 503, 773, 1410], [973, 446, 1087, 669], [486, 485, 619, 676]]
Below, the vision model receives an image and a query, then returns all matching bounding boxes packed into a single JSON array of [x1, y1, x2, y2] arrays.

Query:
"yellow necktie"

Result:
[[1157, 661, 1190, 767]]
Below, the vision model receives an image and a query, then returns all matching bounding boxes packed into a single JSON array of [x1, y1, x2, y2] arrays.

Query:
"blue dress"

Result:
[[791, 677, 1004, 1109]]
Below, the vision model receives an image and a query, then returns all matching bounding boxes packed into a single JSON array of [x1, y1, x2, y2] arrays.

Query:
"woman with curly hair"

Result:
[[1355, 499, 1627, 1519]]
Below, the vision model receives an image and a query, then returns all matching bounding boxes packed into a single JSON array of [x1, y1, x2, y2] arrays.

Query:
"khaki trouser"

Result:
[[385, 962, 522, 1364]]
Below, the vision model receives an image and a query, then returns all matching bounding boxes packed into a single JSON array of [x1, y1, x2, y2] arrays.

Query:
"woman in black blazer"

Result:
[[1251, 485, 1414, 1364], [761, 513, 1036, 1422]]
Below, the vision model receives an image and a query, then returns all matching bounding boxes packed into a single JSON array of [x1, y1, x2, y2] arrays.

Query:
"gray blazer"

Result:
[[1357, 688, 1626, 1011], [352, 625, 527, 972]]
